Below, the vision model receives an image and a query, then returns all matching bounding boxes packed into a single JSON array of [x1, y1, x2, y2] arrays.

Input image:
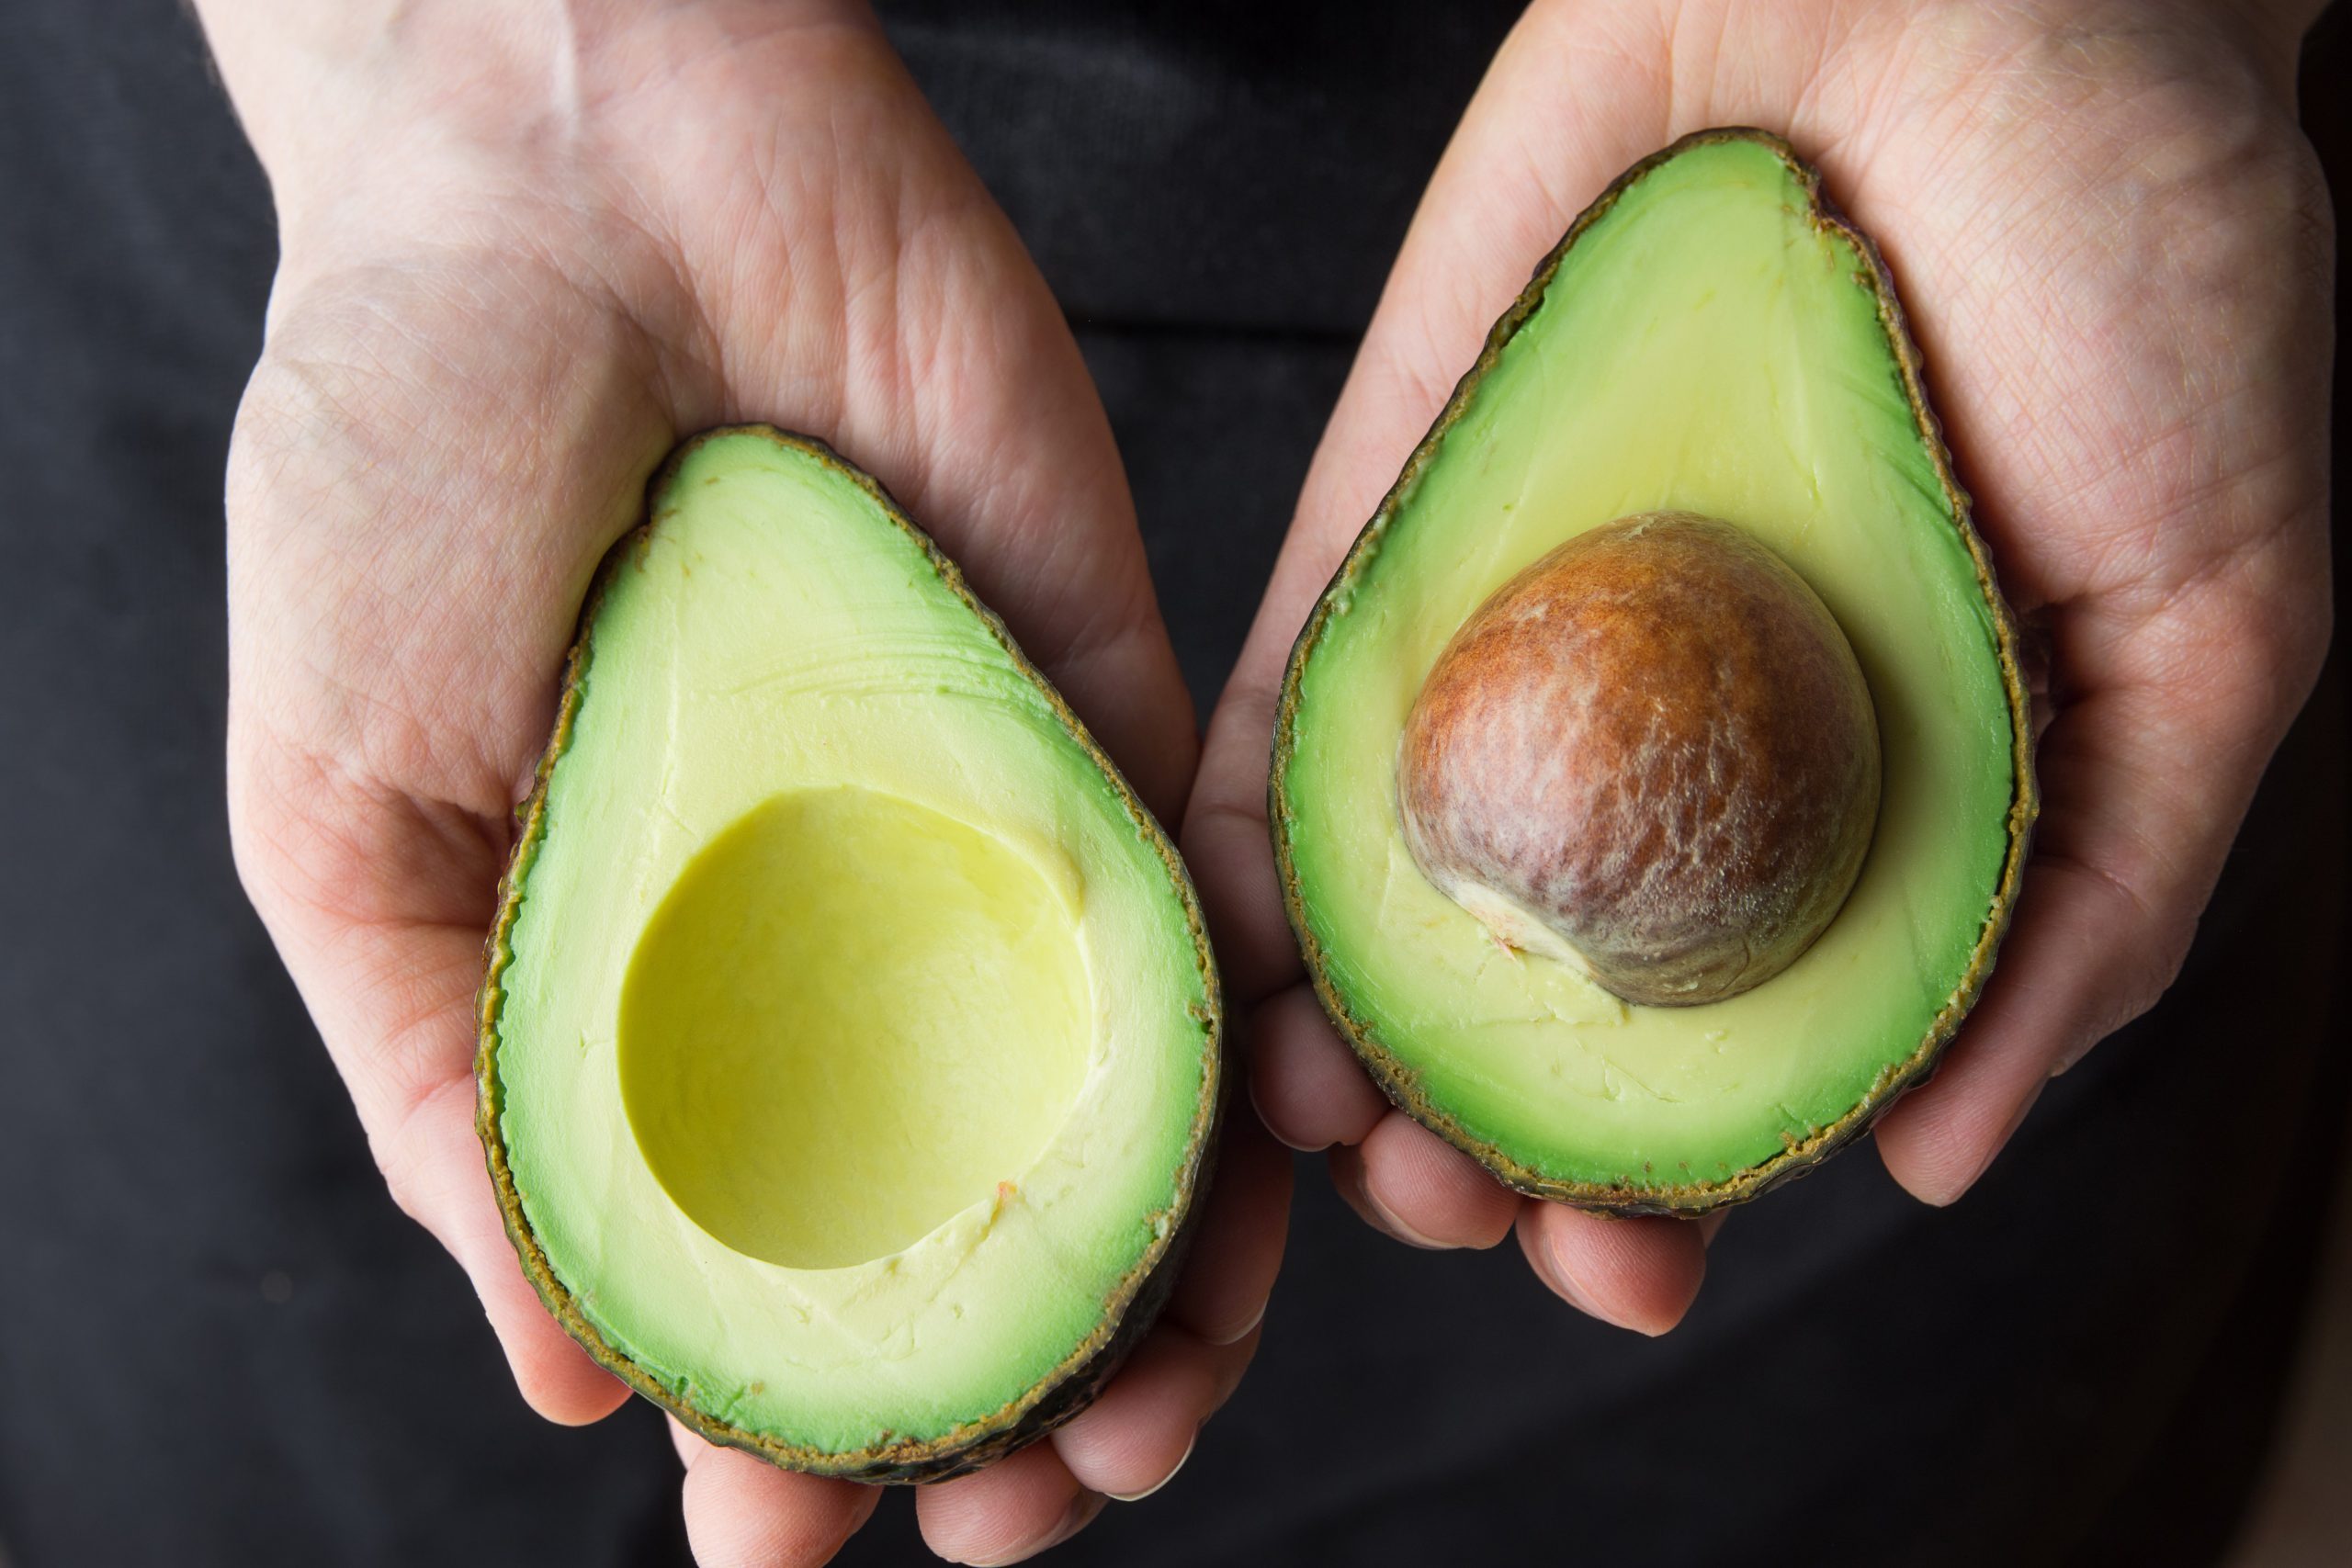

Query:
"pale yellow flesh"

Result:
[[619, 786, 1092, 1271], [1282, 139, 2015, 1190], [493, 433, 1211, 1455]]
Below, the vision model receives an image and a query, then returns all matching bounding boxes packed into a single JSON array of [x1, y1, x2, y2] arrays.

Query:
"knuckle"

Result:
[[379, 1155, 430, 1228], [373, 1119, 435, 1228]]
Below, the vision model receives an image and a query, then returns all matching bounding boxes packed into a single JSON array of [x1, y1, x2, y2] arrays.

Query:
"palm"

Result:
[[227, 9, 1280, 1563], [1187, 0, 2329, 1320], [1794, 12, 2332, 1183]]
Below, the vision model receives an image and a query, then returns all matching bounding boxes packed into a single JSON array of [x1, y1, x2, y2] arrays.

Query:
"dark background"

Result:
[[0, 4, 2344, 1564]]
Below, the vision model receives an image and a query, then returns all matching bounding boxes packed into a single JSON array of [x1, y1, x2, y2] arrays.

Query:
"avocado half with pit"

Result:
[[479, 428, 1219, 1479], [1273, 130, 2034, 1214]]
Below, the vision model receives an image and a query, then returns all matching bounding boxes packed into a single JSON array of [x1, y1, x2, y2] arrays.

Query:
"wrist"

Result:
[[193, 1, 613, 197], [190, 0, 878, 238], [2018, 0, 2322, 96]]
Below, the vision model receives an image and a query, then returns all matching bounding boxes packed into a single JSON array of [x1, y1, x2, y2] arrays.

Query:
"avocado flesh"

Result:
[[1276, 131, 2030, 1209], [481, 428, 1218, 1475]]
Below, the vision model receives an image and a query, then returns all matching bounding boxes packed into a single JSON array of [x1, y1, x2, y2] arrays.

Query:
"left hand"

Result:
[[1182, 0, 2333, 1328]]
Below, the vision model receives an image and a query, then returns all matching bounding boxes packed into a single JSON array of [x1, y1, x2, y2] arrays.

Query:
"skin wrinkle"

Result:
[[589, 178, 728, 422], [1663, 0, 1726, 132], [242, 265, 671, 722], [1892, 65, 2321, 605], [2034, 690, 2228, 897], [234, 707, 509, 911]]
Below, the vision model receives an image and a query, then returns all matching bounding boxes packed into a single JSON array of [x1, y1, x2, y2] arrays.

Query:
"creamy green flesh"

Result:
[[1280, 138, 2016, 1192], [491, 432, 1212, 1457]]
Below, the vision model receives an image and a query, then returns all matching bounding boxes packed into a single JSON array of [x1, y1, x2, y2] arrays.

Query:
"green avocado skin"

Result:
[[1272, 130, 2036, 1215], [477, 427, 1223, 1482]]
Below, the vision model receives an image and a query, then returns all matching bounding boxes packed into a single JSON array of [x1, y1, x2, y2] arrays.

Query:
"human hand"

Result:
[[203, 2, 1287, 1560], [1183, 0, 2330, 1326]]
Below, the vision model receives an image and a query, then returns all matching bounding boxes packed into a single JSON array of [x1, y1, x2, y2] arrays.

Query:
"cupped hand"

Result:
[[205, 2, 1286, 1561], [1183, 0, 2331, 1325]]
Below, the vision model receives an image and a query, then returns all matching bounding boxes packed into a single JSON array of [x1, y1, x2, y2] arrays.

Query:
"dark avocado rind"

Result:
[[1270, 129, 2037, 1216], [477, 426, 1224, 1481]]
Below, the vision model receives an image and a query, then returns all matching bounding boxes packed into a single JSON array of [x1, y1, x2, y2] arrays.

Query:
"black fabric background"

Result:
[[0, 4, 2345, 1565]]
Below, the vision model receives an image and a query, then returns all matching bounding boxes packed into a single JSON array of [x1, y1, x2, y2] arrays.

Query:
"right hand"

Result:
[[200, 3, 1288, 1562]]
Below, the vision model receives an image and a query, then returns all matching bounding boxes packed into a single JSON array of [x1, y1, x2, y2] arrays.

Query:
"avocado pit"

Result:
[[1396, 511, 1880, 1008]]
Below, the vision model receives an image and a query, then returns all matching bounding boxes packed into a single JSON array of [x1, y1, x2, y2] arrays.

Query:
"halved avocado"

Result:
[[1272, 130, 2034, 1214], [479, 427, 1220, 1480]]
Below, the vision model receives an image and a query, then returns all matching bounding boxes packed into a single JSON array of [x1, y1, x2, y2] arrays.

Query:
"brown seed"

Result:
[[1396, 512, 1880, 1008]]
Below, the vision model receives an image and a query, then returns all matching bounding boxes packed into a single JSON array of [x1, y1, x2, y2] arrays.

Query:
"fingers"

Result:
[[1264, 976, 1704, 1326], [910, 1120, 1281, 1555], [1249, 986, 1390, 1152], [379, 1076, 630, 1426], [917, 1323, 1260, 1563], [730, 835, 1276, 1562], [676, 1435, 878, 1568], [1514, 1203, 1707, 1337], [1052, 1324, 1259, 1502], [917, 1442, 1102, 1567], [1180, 675, 1306, 1007], [922, 1121, 1280, 1546], [673, 1322, 1261, 1565], [1878, 600, 2322, 1206], [1326, 1105, 1709, 1338], [1249, 931, 1517, 1261], [1330, 1115, 1517, 1251], [1873, 854, 2155, 1206], [1163, 1112, 1292, 1346]]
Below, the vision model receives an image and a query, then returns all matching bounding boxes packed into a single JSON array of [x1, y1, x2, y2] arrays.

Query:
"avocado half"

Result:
[[479, 427, 1221, 1480], [1272, 130, 2035, 1214]]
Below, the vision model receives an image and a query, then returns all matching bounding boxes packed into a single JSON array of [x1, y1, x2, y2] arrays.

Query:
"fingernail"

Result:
[[664, 1414, 703, 1470], [1697, 1212, 1730, 1251], [1526, 1228, 1601, 1315], [1046, 1492, 1107, 1551], [1965, 1082, 2047, 1198], [1204, 1298, 1267, 1348], [1331, 1150, 1454, 1249], [1542, 1225, 1674, 1337], [1107, 1430, 1197, 1503], [1362, 1181, 1455, 1251], [1248, 1075, 1325, 1153], [1924, 1082, 2046, 1208], [967, 1493, 1105, 1567]]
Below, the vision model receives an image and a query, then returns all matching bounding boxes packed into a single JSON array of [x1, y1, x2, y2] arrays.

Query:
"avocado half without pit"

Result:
[[1274, 130, 2035, 1213], [477, 428, 1220, 1480]]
